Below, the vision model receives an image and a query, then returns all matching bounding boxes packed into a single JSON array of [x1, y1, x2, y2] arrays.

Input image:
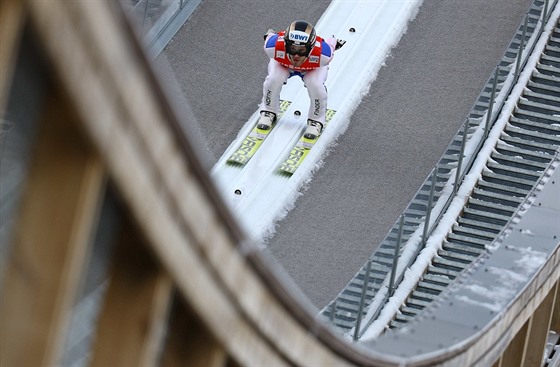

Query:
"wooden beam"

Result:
[[0, 88, 105, 366], [501, 317, 531, 367], [492, 357, 502, 367], [89, 219, 173, 367], [0, 0, 26, 109], [160, 297, 228, 367], [522, 282, 558, 366], [551, 280, 560, 333]]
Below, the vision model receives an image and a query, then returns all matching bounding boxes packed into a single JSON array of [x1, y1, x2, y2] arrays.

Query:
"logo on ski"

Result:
[[278, 109, 336, 175]]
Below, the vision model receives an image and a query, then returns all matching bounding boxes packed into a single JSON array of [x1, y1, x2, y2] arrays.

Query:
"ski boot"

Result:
[[257, 111, 277, 130], [304, 119, 324, 139]]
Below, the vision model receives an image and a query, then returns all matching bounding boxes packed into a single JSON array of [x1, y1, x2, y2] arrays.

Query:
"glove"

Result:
[[263, 29, 275, 40], [335, 39, 346, 50]]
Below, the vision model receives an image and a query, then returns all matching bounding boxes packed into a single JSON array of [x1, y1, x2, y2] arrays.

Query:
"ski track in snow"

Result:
[[211, 0, 424, 243]]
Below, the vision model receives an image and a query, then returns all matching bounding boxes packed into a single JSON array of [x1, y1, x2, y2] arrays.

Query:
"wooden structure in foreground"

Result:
[[1, 0, 558, 366]]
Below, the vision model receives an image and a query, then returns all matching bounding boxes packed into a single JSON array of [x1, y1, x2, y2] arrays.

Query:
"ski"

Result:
[[278, 109, 336, 175], [227, 100, 292, 165]]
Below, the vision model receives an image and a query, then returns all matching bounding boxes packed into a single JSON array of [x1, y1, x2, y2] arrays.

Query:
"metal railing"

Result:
[[323, 0, 559, 340], [121, 0, 201, 55], [354, 0, 559, 339]]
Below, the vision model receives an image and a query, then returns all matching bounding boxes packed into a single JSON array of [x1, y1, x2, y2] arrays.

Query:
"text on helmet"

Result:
[[288, 31, 310, 43]]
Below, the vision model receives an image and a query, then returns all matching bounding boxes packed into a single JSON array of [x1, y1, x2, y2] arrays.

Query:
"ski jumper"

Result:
[[260, 31, 337, 125]]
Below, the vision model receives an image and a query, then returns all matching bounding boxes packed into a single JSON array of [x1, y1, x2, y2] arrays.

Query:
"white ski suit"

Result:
[[260, 31, 337, 125]]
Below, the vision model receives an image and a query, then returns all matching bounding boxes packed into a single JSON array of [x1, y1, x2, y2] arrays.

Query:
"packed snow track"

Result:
[[211, 0, 423, 241]]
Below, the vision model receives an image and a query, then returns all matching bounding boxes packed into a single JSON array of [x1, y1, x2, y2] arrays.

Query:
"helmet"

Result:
[[284, 20, 316, 56]]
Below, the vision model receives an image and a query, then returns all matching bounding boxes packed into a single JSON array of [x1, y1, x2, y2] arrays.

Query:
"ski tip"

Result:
[[227, 157, 247, 166]]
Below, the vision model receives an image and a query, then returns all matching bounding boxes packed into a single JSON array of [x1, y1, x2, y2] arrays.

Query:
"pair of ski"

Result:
[[227, 101, 336, 174]]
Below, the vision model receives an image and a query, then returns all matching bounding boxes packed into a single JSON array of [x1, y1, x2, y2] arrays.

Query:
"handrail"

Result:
[[123, 0, 201, 56], [351, 0, 559, 339]]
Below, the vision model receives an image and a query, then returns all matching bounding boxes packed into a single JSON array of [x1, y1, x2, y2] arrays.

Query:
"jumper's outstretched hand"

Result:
[[335, 39, 346, 50], [263, 29, 275, 40]]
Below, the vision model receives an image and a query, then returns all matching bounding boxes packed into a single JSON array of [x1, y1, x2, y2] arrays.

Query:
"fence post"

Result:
[[388, 215, 404, 296], [485, 67, 500, 139], [353, 260, 372, 341], [330, 300, 337, 324], [421, 168, 438, 249], [142, 0, 151, 35], [515, 14, 529, 82], [454, 120, 469, 194], [541, 0, 549, 33]]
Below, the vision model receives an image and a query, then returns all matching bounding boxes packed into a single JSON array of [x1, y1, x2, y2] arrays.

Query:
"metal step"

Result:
[[509, 116, 560, 135], [481, 170, 539, 190], [447, 233, 491, 249], [526, 79, 560, 94], [431, 257, 467, 272], [471, 187, 524, 207], [421, 273, 454, 286], [417, 279, 449, 294], [456, 216, 505, 233], [475, 178, 532, 198], [427, 264, 460, 279], [442, 241, 486, 257], [462, 206, 515, 225], [500, 134, 559, 154], [490, 151, 551, 172], [438, 249, 479, 264], [522, 87, 560, 104], [506, 123, 560, 145], [485, 161, 543, 183], [451, 223, 500, 241], [517, 99, 560, 116], [495, 140, 556, 163]]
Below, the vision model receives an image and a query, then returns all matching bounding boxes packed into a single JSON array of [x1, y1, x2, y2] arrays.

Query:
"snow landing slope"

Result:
[[211, 0, 423, 243]]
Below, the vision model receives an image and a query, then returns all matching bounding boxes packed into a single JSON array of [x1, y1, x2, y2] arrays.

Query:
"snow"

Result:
[[456, 245, 548, 312], [211, 0, 424, 244], [453, 244, 549, 315]]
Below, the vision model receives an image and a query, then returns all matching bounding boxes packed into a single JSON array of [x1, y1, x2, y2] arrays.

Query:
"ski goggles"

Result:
[[288, 44, 310, 56]]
